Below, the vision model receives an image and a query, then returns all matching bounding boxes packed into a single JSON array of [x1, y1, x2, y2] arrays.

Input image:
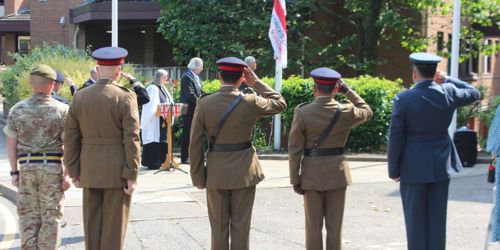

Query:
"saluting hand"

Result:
[[66, 77, 77, 88], [243, 68, 259, 88], [336, 79, 351, 94], [434, 70, 447, 84], [121, 72, 136, 81], [124, 179, 137, 195]]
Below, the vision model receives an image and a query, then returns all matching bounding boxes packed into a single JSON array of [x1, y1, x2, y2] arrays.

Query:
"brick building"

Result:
[[0, 0, 173, 66], [426, 10, 499, 134]]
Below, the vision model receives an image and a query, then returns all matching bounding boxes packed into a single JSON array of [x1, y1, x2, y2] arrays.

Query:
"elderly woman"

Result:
[[140, 69, 175, 170]]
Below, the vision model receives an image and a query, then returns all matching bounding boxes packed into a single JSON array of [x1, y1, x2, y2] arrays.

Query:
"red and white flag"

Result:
[[173, 103, 183, 118], [159, 103, 170, 120], [268, 0, 287, 68]]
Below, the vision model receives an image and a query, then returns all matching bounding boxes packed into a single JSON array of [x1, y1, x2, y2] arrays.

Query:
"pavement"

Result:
[[0, 99, 499, 249]]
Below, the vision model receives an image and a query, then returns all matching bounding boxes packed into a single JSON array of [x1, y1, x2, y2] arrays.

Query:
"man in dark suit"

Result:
[[239, 56, 256, 92], [180, 57, 204, 164], [82, 66, 98, 88], [387, 52, 481, 250]]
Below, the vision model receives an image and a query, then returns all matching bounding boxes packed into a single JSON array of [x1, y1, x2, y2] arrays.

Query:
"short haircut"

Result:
[[220, 70, 243, 84], [187, 57, 203, 70], [30, 75, 53, 86], [90, 66, 98, 74], [315, 83, 335, 94], [414, 64, 437, 78], [245, 56, 256, 65]]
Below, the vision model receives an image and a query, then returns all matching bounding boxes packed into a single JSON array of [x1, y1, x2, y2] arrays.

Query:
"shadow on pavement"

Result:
[[385, 174, 494, 204], [61, 236, 85, 245]]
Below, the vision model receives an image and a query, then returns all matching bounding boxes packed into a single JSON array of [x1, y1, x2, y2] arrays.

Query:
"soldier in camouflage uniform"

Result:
[[4, 64, 71, 250]]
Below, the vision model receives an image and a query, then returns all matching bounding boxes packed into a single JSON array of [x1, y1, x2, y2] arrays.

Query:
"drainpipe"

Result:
[[73, 24, 79, 49]]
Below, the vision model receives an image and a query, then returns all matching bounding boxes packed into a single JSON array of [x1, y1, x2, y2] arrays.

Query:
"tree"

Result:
[[314, 0, 499, 75], [157, 0, 314, 75], [157, 0, 499, 76]]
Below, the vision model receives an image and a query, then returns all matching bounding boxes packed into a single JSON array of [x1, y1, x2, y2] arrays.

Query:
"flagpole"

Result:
[[448, 0, 461, 136], [274, 60, 282, 151], [111, 0, 118, 47]]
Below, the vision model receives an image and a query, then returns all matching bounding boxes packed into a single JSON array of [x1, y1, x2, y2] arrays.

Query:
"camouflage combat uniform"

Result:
[[4, 93, 68, 250]]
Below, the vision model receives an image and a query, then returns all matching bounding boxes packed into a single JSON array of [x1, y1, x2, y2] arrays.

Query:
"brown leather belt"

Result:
[[209, 141, 252, 152], [304, 147, 344, 157], [82, 137, 122, 145]]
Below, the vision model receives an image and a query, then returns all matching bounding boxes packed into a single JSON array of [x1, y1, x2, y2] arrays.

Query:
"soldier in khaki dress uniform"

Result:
[[64, 47, 141, 250], [5, 64, 71, 249], [288, 67, 373, 250], [190, 57, 287, 250]]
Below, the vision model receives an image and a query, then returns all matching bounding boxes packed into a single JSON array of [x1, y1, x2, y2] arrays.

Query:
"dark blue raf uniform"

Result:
[[51, 71, 70, 104], [388, 53, 480, 250]]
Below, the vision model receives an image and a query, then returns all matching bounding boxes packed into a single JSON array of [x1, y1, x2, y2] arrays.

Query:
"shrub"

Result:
[[1, 44, 138, 110], [344, 76, 403, 151]]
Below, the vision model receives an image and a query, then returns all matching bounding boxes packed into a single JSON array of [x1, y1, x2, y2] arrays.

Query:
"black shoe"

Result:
[[181, 160, 190, 164], [147, 165, 160, 170]]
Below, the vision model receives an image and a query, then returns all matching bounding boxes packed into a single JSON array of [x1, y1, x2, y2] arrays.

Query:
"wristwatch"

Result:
[[10, 170, 19, 176]]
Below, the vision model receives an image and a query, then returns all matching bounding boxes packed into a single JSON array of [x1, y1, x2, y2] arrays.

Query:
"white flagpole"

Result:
[[448, 0, 461, 136], [112, 0, 118, 47], [274, 60, 283, 151]]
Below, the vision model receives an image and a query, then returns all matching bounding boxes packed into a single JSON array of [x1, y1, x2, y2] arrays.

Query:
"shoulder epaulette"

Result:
[[77, 84, 90, 91], [199, 93, 212, 99], [296, 102, 309, 109], [110, 83, 132, 93], [242, 87, 256, 95]]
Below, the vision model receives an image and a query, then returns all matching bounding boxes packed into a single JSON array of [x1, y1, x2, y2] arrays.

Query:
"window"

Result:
[[466, 56, 479, 75], [437, 32, 444, 52], [17, 36, 30, 55], [483, 39, 492, 74], [464, 38, 479, 75]]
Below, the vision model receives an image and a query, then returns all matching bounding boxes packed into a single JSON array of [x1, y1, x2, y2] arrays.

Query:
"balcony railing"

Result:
[[71, 0, 160, 23]]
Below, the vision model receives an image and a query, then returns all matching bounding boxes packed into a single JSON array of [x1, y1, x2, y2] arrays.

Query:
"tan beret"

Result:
[[30, 64, 57, 81]]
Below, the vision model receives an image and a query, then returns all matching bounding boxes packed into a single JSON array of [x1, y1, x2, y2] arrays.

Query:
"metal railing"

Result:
[[130, 65, 215, 81]]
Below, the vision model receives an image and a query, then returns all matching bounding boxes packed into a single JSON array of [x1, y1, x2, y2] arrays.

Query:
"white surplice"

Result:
[[140, 84, 174, 145]]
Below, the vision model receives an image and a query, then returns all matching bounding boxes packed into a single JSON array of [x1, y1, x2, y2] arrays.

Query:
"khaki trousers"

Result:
[[83, 188, 131, 250], [304, 188, 346, 250], [18, 170, 63, 250], [206, 186, 256, 250]]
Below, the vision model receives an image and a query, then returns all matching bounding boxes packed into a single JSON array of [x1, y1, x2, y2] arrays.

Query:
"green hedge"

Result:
[[198, 75, 403, 152]]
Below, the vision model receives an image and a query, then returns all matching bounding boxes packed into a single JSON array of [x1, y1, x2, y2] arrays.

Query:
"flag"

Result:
[[159, 103, 170, 120], [173, 103, 183, 118], [268, 0, 287, 68]]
